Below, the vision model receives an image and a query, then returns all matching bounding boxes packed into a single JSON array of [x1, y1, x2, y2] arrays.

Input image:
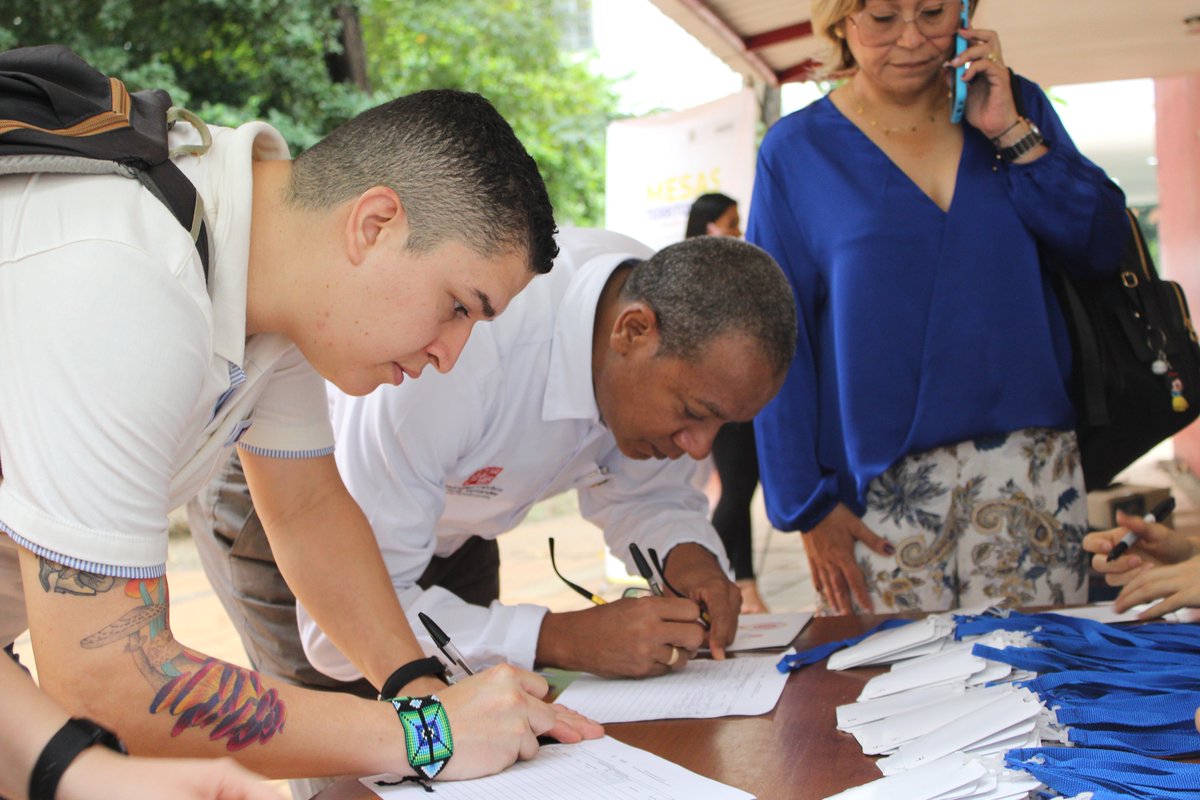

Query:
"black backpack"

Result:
[[0, 44, 210, 279]]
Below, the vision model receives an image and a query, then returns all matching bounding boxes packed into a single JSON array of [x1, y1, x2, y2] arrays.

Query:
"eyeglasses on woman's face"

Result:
[[846, 0, 963, 47]]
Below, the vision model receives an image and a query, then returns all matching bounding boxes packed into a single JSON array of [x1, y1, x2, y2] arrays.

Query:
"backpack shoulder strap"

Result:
[[0, 45, 210, 281]]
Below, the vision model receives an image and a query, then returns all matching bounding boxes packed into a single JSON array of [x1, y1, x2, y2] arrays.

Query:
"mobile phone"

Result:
[[949, 2, 970, 123]]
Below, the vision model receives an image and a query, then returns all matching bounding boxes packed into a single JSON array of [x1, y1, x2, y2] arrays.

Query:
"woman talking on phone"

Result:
[[747, 0, 1128, 615]]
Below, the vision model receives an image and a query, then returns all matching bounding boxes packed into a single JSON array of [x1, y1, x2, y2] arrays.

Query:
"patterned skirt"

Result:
[[834, 427, 1089, 614]]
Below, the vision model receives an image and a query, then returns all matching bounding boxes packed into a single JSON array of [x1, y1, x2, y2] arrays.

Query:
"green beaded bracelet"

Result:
[[389, 694, 454, 779]]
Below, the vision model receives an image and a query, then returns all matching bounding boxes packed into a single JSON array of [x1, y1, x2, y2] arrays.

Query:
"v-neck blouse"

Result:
[[747, 74, 1129, 532]]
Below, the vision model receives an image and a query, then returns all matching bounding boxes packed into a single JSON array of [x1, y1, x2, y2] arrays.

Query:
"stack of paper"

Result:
[[362, 736, 755, 799], [555, 650, 792, 723], [822, 753, 1042, 800]]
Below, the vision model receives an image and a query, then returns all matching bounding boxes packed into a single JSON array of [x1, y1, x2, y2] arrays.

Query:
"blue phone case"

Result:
[[950, 3, 970, 123]]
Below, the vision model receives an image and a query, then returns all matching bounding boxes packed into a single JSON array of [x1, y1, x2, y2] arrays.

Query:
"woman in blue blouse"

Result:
[[747, 0, 1128, 615]]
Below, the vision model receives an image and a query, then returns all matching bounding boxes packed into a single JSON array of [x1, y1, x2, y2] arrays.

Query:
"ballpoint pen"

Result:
[[1107, 496, 1176, 562], [417, 611, 475, 676], [628, 543, 664, 596], [648, 546, 711, 631]]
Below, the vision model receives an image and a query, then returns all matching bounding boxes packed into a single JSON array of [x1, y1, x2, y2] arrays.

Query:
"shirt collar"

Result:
[[202, 122, 291, 367], [543, 253, 639, 423]]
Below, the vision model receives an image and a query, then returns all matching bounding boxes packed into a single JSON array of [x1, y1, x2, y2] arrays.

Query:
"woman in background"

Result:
[[686, 193, 768, 613], [747, 0, 1128, 615]]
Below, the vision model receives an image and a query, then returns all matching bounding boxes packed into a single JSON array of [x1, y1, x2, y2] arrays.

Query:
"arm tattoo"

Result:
[[44, 559, 289, 750], [38, 558, 115, 595]]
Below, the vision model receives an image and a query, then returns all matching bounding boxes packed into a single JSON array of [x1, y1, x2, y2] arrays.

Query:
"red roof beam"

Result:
[[744, 21, 815, 51]]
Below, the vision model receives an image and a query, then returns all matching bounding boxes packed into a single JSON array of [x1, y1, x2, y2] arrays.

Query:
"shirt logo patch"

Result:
[[448, 466, 504, 499], [463, 466, 503, 486]]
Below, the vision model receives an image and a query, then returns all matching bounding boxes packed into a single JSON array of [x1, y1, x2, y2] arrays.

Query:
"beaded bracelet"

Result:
[[389, 694, 454, 779]]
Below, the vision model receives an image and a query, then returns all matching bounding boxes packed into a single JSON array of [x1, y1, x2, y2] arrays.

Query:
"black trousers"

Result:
[[710, 420, 760, 581]]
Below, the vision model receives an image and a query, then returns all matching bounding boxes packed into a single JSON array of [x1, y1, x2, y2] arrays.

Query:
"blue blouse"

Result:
[[747, 76, 1129, 533]]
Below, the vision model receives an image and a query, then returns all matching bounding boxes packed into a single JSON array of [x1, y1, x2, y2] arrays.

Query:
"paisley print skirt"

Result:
[[832, 427, 1089, 614]]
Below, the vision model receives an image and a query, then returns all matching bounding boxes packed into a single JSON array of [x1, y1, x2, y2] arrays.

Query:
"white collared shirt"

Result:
[[298, 227, 731, 679], [0, 122, 332, 645]]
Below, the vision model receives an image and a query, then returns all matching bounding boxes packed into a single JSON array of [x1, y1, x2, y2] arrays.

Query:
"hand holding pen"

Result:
[[1106, 497, 1177, 562], [630, 542, 742, 660]]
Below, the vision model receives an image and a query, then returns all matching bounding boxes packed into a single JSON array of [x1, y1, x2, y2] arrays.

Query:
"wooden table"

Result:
[[314, 614, 900, 800]]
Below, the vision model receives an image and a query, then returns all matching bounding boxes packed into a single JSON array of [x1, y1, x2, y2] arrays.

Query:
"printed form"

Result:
[[555, 651, 792, 723], [362, 736, 754, 799]]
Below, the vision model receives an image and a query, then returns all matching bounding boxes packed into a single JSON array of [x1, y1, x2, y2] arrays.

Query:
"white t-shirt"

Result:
[[298, 227, 731, 680], [0, 121, 334, 645]]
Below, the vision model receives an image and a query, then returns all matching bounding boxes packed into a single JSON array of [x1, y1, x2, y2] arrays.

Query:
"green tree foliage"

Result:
[[361, 0, 617, 225], [0, 0, 618, 225], [0, 1, 370, 151]]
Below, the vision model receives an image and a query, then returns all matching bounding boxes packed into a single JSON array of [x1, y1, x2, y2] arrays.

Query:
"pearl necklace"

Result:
[[847, 82, 946, 136]]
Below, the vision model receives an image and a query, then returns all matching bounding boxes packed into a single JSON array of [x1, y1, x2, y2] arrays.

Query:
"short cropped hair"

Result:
[[621, 237, 797, 376], [812, 0, 980, 75], [684, 193, 738, 239], [286, 89, 557, 274]]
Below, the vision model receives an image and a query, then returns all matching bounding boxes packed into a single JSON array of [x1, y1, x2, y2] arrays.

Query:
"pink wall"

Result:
[[1155, 75, 1200, 471]]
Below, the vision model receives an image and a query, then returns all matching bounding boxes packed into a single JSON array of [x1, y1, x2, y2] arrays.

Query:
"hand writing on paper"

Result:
[[804, 503, 895, 616], [537, 596, 707, 678], [434, 664, 600, 779], [658, 542, 741, 659]]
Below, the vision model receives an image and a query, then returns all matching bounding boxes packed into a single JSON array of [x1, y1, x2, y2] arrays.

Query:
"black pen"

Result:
[[648, 546, 711, 631], [629, 543, 664, 596], [417, 612, 475, 676], [1107, 497, 1176, 562]]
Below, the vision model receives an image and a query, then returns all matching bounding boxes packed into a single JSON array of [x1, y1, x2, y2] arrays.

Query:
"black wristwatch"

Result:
[[996, 119, 1044, 162], [29, 717, 127, 800]]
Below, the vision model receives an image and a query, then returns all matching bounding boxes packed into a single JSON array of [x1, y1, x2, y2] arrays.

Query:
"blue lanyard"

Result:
[[956, 612, 1200, 654], [1006, 746, 1200, 800], [1052, 692, 1200, 728], [1067, 722, 1200, 757], [1025, 669, 1200, 699], [775, 618, 912, 672], [972, 641, 1200, 674]]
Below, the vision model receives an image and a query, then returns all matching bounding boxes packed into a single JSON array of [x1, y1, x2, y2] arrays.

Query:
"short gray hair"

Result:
[[621, 237, 797, 376]]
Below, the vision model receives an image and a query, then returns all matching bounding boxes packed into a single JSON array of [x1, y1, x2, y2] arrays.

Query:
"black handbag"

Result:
[[1051, 209, 1200, 491], [1007, 70, 1200, 490]]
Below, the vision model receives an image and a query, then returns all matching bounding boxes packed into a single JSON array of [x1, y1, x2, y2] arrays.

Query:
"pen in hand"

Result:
[[649, 547, 712, 631], [417, 612, 475, 676], [629, 543, 664, 596], [1106, 497, 1176, 562]]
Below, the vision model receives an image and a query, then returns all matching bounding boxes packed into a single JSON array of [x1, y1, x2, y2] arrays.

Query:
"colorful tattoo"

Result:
[[57, 568, 288, 750]]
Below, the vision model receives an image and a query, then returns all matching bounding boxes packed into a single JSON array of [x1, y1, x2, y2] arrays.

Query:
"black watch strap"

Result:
[[29, 717, 126, 800], [378, 656, 448, 700], [997, 120, 1044, 162]]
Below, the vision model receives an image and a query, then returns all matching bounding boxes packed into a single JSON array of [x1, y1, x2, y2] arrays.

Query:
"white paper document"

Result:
[[725, 612, 813, 652], [361, 736, 754, 800], [555, 651, 791, 723]]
